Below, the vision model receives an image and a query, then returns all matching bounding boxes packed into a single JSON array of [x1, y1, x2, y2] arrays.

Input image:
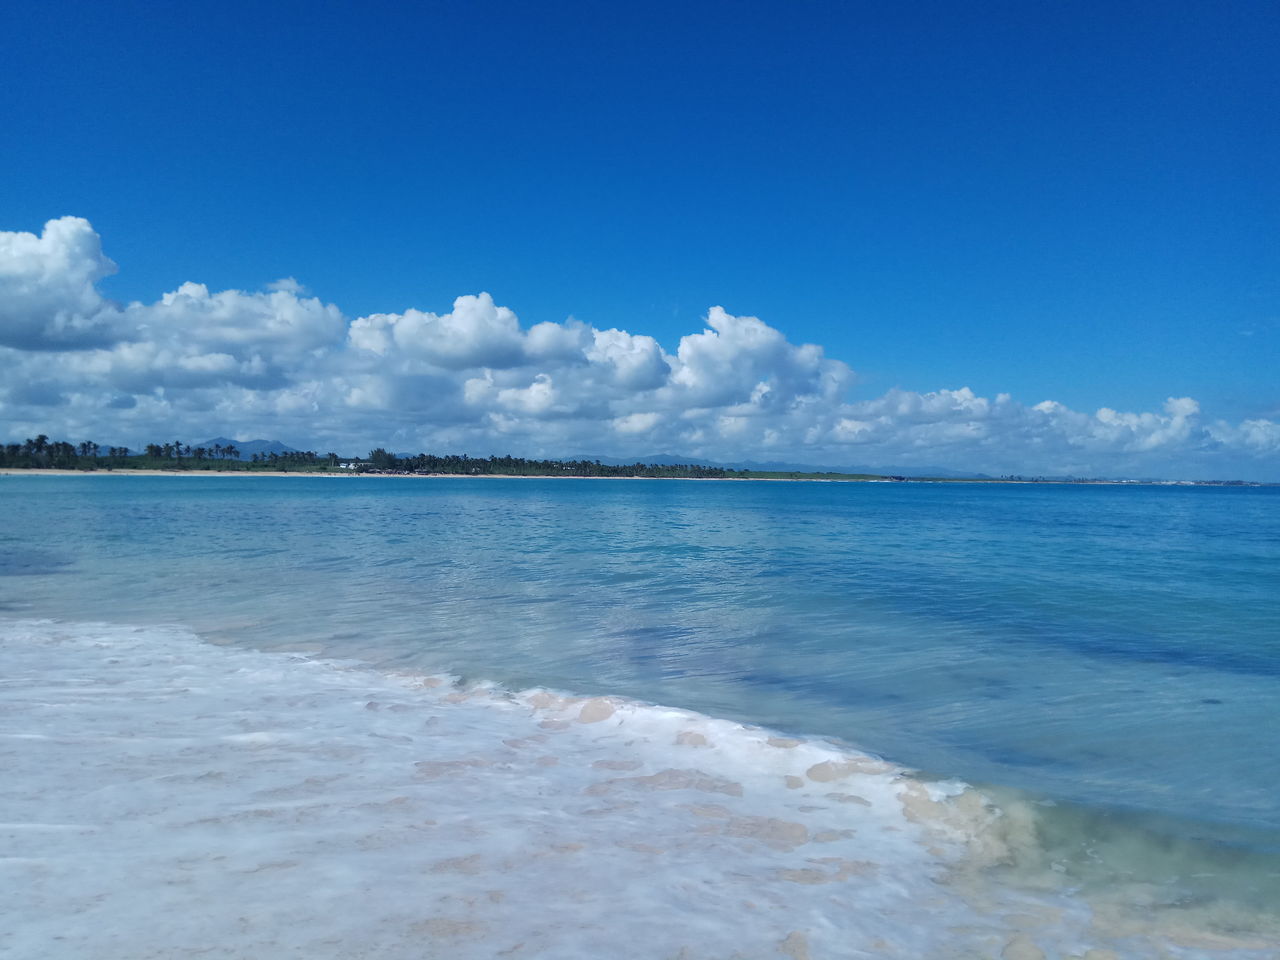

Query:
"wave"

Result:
[[2, 617, 1277, 959]]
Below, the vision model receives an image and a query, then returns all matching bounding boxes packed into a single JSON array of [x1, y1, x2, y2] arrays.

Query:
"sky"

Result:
[[1, 0, 1277, 478]]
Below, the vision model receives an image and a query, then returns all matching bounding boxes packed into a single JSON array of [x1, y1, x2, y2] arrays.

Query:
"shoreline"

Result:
[[1, 468, 1270, 486], [0, 468, 880, 482]]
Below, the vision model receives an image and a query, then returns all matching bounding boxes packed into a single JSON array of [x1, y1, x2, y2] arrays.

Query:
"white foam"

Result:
[[2, 619, 1275, 959]]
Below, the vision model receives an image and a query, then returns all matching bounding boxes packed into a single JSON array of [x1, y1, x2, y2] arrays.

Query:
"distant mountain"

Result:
[[199, 437, 300, 460]]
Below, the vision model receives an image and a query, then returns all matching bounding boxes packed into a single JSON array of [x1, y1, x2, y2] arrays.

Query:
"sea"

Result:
[[2, 474, 1277, 958]]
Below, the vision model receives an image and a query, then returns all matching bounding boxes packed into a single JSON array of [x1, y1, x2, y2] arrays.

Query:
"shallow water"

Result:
[[2, 474, 1279, 953]]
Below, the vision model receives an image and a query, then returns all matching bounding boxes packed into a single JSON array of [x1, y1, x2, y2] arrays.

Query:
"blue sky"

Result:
[[1, 1, 1277, 477]]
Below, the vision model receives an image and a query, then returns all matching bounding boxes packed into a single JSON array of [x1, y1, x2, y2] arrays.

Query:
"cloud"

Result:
[[1, 216, 1277, 479], [0, 217, 121, 349], [266, 277, 307, 295], [664, 306, 848, 410], [349, 293, 525, 369], [148, 281, 344, 358], [586, 329, 669, 391]]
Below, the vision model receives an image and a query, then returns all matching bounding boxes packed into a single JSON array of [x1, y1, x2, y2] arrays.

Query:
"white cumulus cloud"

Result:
[[0, 217, 121, 349], [1, 216, 1277, 480]]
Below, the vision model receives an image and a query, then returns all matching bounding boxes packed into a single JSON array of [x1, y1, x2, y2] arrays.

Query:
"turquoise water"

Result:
[[3, 475, 1279, 933]]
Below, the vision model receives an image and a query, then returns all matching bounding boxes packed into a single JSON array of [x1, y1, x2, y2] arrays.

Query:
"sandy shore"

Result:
[[1, 468, 355, 478], [0, 468, 874, 481]]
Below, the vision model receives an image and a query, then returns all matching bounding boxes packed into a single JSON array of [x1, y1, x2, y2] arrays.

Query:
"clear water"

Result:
[[3, 475, 1279, 953]]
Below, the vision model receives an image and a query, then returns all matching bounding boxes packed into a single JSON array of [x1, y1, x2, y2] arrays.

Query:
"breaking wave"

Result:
[[3, 617, 1277, 959]]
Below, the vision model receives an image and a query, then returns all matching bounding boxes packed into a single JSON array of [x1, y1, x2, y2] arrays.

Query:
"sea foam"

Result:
[[2, 618, 1275, 959]]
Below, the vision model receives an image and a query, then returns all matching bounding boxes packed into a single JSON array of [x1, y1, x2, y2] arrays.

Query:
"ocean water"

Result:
[[2, 474, 1278, 958]]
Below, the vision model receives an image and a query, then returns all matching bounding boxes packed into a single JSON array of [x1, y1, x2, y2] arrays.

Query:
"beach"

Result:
[[0, 468, 868, 481]]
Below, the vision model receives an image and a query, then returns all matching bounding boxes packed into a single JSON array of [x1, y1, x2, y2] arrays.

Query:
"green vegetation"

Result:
[[0, 434, 891, 480], [0, 435, 330, 472], [350, 451, 896, 480], [367, 450, 736, 478]]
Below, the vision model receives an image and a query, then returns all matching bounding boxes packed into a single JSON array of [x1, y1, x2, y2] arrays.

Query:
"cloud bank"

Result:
[[2, 217, 1277, 479]]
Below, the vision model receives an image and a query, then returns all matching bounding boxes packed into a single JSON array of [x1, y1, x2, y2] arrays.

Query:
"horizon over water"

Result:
[[3, 474, 1278, 957]]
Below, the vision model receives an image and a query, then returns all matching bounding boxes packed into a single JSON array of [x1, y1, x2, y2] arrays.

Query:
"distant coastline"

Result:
[[0, 436, 878, 482], [1, 435, 1271, 485], [0, 467, 876, 482], [1, 467, 1270, 487]]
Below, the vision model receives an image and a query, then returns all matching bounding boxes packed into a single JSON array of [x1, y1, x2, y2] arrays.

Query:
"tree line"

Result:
[[0, 435, 329, 471], [0, 434, 739, 478], [143, 441, 241, 461], [362, 449, 737, 478], [1, 436, 134, 470]]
